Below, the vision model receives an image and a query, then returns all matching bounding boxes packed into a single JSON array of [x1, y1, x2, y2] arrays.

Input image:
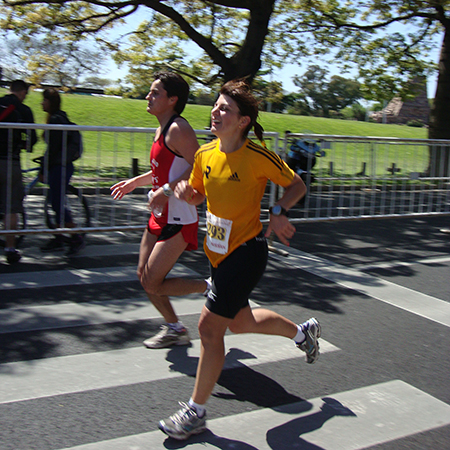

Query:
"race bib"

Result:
[[206, 211, 232, 255]]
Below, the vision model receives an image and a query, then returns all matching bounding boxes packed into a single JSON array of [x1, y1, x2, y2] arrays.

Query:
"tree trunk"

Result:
[[427, 27, 450, 177], [223, 1, 275, 82]]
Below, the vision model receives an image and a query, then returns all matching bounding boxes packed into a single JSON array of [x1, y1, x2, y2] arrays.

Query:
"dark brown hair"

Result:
[[154, 72, 189, 115], [219, 79, 264, 142], [43, 88, 61, 118]]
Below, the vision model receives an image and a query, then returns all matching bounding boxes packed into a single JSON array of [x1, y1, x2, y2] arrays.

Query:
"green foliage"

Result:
[[293, 65, 362, 117], [110, 1, 249, 95], [406, 119, 426, 128], [252, 78, 286, 112], [0, 0, 444, 104]]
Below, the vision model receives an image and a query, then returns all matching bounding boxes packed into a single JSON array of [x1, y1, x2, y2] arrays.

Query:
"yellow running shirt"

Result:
[[190, 138, 295, 267]]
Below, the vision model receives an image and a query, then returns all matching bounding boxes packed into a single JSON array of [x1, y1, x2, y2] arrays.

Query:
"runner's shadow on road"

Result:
[[163, 429, 260, 449], [163, 398, 356, 449], [266, 397, 356, 449], [166, 346, 306, 408]]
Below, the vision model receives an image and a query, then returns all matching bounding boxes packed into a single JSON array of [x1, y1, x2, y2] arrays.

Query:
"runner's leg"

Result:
[[138, 228, 206, 322], [191, 305, 231, 405], [228, 305, 297, 338]]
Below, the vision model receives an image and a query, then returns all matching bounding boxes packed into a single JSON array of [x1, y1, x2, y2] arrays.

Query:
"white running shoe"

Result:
[[159, 402, 207, 440], [297, 317, 321, 364], [143, 325, 190, 349]]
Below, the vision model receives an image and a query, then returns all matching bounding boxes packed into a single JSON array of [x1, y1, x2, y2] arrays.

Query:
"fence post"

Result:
[[132, 158, 139, 177]]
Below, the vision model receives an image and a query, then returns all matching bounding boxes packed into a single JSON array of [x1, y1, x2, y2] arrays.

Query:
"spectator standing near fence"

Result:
[[40, 88, 85, 256], [0, 80, 37, 264], [110, 72, 208, 349], [159, 79, 322, 440]]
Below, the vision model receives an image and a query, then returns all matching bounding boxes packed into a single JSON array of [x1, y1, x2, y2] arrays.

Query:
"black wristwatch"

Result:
[[269, 205, 289, 217]]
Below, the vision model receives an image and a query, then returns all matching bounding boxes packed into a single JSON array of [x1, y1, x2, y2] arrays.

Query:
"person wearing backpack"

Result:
[[40, 87, 84, 256], [0, 80, 37, 264]]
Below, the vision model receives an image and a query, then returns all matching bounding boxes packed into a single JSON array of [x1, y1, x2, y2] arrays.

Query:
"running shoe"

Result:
[[143, 324, 190, 349], [297, 317, 321, 364], [159, 402, 207, 440], [5, 248, 21, 264]]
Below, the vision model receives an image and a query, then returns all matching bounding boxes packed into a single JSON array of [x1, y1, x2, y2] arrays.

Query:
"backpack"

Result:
[[55, 112, 83, 162], [67, 122, 83, 162]]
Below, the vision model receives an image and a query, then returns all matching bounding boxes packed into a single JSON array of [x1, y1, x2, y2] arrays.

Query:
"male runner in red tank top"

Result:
[[111, 72, 209, 348]]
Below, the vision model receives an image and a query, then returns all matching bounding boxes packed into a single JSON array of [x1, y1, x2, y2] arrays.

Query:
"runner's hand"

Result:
[[110, 179, 137, 200], [175, 180, 198, 204], [265, 215, 295, 246]]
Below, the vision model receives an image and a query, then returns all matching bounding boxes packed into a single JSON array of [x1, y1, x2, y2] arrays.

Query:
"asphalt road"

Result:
[[1, 214, 449, 450]]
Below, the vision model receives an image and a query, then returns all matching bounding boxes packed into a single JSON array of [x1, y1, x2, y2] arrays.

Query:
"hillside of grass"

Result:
[[1, 88, 428, 139], [1, 88, 432, 184]]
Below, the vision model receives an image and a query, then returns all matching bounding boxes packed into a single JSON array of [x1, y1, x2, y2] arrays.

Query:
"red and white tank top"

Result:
[[150, 115, 198, 225]]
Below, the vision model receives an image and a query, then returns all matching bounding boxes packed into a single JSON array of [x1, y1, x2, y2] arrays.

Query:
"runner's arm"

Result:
[[110, 171, 153, 200], [265, 173, 306, 246]]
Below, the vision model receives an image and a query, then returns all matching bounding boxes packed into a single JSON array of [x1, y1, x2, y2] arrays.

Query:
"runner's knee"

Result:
[[140, 270, 163, 296], [198, 316, 225, 347]]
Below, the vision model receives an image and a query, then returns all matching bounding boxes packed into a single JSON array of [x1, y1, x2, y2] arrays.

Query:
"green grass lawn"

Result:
[[2, 87, 428, 138], [1, 88, 431, 185]]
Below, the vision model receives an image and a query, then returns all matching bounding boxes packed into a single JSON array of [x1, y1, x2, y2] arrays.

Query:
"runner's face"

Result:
[[145, 80, 174, 116], [211, 94, 246, 139], [42, 98, 51, 113]]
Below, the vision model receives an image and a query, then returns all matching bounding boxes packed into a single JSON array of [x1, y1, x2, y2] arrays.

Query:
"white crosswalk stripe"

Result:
[[56, 380, 450, 450], [1, 241, 449, 450], [0, 333, 340, 405]]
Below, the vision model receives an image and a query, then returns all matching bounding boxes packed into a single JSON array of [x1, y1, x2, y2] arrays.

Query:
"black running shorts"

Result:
[[205, 232, 268, 319]]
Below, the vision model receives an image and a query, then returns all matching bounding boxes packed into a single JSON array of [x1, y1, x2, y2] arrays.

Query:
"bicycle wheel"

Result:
[[45, 184, 91, 234]]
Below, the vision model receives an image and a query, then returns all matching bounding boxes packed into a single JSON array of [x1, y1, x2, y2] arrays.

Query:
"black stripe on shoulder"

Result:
[[247, 140, 283, 170], [197, 140, 217, 155]]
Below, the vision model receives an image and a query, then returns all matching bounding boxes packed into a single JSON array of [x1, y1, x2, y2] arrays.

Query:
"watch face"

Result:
[[163, 183, 173, 196], [272, 205, 282, 215]]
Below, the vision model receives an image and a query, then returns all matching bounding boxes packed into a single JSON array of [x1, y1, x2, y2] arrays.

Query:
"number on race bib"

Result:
[[206, 211, 232, 255], [207, 223, 226, 241]]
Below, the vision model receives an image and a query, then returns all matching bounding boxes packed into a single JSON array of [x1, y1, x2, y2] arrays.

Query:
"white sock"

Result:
[[188, 398, 206, 417], [167, 321, 185, 333], [293, 324, 306, 344]]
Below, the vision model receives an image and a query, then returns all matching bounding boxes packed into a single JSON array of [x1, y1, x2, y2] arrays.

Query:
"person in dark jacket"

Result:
[[0, 80, 37, 264], [40, 87, 84, 255]]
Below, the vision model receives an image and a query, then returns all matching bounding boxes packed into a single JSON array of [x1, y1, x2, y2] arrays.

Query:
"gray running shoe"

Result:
[[143, 324, 190, 349], [297, 317, 321, 364], [159, 402, 207, 440]]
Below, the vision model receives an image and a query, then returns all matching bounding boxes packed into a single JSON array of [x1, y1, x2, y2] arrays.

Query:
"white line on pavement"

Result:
[[270, 242, 450, 328], [0, 334, 339, 404], [55, 380, 450, 450], [0, 261, 198, 290], [353, 254, 450, 271]]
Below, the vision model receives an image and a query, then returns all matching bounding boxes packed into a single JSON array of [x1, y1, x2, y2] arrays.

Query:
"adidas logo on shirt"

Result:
[[228, 172, 240, 181]]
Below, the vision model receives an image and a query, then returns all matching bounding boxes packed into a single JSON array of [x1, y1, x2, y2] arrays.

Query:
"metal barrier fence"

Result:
[[0, 123, 449, 240], [283, 133, 450, 223]]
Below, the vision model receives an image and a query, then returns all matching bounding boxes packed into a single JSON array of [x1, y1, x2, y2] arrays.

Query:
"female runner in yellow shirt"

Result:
[[159, 79, 322, 440]]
